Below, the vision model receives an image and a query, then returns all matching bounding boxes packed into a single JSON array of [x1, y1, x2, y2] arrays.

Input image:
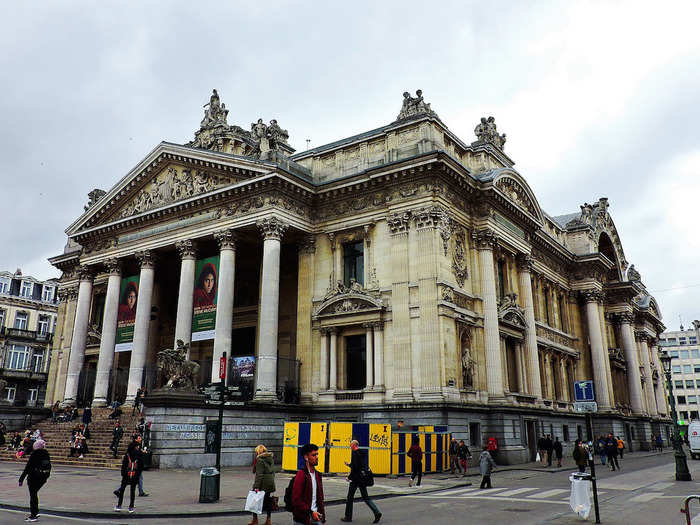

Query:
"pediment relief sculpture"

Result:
[[118, 165, 231, 219], [498, 293, 526, 328], [494, 177, 538, 217], [314, 278, 383, 318]]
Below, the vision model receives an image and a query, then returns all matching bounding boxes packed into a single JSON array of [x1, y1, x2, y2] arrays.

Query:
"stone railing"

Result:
[[535, 322, 578, 355]]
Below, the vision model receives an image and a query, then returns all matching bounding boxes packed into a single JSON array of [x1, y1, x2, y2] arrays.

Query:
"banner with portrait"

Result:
[[115, 275, 140, 352], [191, 255, 219, 341]]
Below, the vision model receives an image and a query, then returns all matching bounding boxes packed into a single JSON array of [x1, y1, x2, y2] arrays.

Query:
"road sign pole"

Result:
[[216, 352, 226, 478], [585, 413, 601, 524]]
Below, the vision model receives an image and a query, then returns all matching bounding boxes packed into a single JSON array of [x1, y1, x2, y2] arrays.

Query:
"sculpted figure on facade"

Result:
[[396, 89, 438, 120], [156, 340, 201, 390], [452, 228, 469, 287], [84, 189, 106, 211], [627, 264, 641, 282], [200, 89, 229, 129], [474, 116, 506, 149]]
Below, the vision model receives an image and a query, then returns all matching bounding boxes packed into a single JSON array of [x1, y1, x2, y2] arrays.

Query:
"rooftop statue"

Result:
[[474, 116, 506, 149], [627, 264, 641, 282], [200, 89, 229, 129], [396, 89, 439, 120], [84, 188, 106, 211]]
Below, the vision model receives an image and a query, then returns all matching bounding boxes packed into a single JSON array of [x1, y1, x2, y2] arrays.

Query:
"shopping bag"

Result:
[[535, 452, 540, 462], [245, 490, 266, 514]]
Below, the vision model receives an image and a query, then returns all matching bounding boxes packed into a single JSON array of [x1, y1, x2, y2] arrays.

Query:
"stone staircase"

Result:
[[1, 408, 142, 470]]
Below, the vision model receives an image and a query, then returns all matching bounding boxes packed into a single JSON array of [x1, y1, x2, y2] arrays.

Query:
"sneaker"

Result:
[[373, 512, 382, 523], [25, 517, 38, 522], [128, 508, 135, 513], [114, 506, 121, 512], [113, 490, 120, 497], [408, 479, 413, 487], [139, 492, 149, 497], [79, 455, 84, 459]]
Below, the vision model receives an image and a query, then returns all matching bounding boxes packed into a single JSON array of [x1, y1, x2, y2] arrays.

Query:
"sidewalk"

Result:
[[0, 448, 672, 519]]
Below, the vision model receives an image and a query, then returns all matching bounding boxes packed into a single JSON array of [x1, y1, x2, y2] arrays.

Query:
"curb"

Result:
[[0, 482, 472, 520]]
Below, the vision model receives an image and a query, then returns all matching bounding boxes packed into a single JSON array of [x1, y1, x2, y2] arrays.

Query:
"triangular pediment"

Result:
[[313, 291, 384, 318], [67, 143, 271, 235]]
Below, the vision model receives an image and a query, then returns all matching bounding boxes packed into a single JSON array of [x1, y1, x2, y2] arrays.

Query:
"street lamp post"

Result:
[[659, 351, 692, 481]]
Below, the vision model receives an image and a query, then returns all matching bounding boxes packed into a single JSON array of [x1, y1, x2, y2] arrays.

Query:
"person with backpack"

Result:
[[340, 439, 381, 523], [407, 437, 423, 487], [290, 443, 325, 525], [114, 442, 142, 513], [457, 440, 472, 476], [449, 438, 462, 475], [248, 444, 275, 525], [18, 438, 51, 522], [479, 444, 497, 489]]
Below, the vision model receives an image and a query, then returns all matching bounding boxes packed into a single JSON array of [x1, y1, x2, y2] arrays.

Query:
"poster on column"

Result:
[[115, 275, 140, 352], [191, 255, 219, 341]]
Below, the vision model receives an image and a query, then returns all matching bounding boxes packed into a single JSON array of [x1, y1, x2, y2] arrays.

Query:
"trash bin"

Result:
[[569, 472, 593, 519], [199, 467, 220, 503]]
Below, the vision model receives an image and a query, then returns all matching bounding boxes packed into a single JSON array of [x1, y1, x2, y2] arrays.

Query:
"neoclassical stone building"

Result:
[[46, 89, 670, 465]]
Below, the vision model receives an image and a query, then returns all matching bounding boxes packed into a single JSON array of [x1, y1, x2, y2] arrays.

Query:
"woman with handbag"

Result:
[[249, 444, 276, 525], [341, 440, 381, 523]]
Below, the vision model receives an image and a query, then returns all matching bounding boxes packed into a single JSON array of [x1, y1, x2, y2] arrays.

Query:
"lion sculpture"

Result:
[[156, 340, 200, 390]]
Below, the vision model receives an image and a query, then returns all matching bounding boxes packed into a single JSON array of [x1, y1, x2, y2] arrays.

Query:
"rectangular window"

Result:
[[13, 312, 28, 330], [497, 260, 506, 299], [687, 380, 695, 388], [673, 365, 682, 374], [7, 344, 29, 370], [3, 385, 15, 402], [684, 365, 693, 374], [689, 396, 698, 404], [31, 350, 44, 373], [692, 411, 699, 420], [676, 380, 685, 388], [678, 396, 687, 405], [694, 365, 700, 373], [696, 380, 700, 388], [681, 350, 690, 359], [681, 411, 689, 420], [668, 338, 678, 345], [0, 277, 8, 294], [20, 281, 33, 298], [680, 339, 688, 345], [42, 286, 54, 302], [469, 422, 481, 447], [670, 350, 679, 358], [563, 425, 570, 442], [691, 340, 698, 347], [28, 389, 38, 403], [37, 315, 50, 335], [577, 425, 583, 441], [342, 241, 364, 288]]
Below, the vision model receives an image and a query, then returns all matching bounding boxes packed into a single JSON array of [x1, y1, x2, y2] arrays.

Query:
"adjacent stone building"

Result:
[[46, 89, 670, 465], [659, 322, 700, 426]]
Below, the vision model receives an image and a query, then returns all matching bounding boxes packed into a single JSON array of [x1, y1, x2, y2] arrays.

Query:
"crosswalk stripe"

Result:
[[497, 487, 539, 497], [528, 489, 568, 499], [437, 487, 479, 496]]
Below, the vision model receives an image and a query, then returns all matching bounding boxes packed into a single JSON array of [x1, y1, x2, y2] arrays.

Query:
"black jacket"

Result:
[[553, 440, 563, 458], [121, 449, 143, 484], [19, 448, 50, 484], [348, 448, 367, 483], [112, 426, 124, 442], [457, 444, 471, 460]]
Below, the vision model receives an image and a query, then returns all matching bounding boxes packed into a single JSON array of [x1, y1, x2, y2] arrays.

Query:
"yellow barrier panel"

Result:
[[390, 428, 451, 475], [328, 422, 353, 474], [282, 422, 300, 471], [368, 423, 392, 475], [281, 422, 329, 472]]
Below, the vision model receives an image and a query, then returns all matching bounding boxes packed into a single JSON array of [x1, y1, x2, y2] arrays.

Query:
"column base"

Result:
[[416, 390, 445, 402], [392, 390, 415, 403], [318, 390, 336, 404], [60, 398, 76, 408], [252, 390, 278, 403], [91, 398, 108, 408]]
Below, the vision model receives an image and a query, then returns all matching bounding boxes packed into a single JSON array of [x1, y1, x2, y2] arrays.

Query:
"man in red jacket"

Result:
[[292, 443, 326, 525]]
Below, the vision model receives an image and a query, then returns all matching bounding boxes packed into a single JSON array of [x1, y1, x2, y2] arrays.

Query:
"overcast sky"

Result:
[[2, 1, 699, 331]]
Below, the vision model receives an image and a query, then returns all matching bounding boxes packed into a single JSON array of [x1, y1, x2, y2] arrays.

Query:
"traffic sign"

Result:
[[574, 380, 595, 402], [219, 356, 227, 380], [574, 401, 598, 413]]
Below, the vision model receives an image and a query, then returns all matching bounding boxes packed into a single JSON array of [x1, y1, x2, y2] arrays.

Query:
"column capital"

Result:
[[372, 321, 385, 331], [470, 228, 498, 250], [257, 216, 289, 241], [299, 235, 316, 254], [516, 253, 534, 271], [612, 312, 634, 325], [580, 289, 604, 304], [103, 258, 122, 276], [58, 286, 79, 302], [77, 265, 95, 282], [362, 322, 376, 330], [413, 205, 449, 230], [175, 239, 198, 259], [635, 330, 649, 342], [135, 250, 156, 269], [214, 229, 237, 250], [386, 210, 411, 235]]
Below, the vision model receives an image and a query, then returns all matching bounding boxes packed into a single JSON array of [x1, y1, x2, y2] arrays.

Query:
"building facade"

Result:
[[0, 269, 59, 407], [46, 90, 670, 465], [659, 322, 700, 425]]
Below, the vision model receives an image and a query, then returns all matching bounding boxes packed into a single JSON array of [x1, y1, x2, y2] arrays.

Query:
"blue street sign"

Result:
[[574, 380, 595, 402]]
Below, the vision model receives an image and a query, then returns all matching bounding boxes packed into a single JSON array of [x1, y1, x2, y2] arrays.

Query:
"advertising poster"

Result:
[[115, 275, 140, 352], [231, 356, 255, 378], [191, 255, 219, 341]]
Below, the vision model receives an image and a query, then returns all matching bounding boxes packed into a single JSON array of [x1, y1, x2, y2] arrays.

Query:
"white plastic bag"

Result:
[[245, 490, 266, 514], [569, 474, 592, 520], [536, 452, 541, 462]]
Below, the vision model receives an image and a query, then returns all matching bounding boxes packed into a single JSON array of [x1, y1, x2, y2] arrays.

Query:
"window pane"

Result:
[[684, 365, 693, 374], [689, 396, 698, 404], [694, 365, 700, 373], [14, 312, 28, 330], [687, 380, 695, 388], [0, 278, 8, 294], [676, 380, 685, 388], [670, 350, 679, 358], [673, 365, 682, 374], [343, 242, 364, 287], [0, 309, 5, 327], [681, 350, 690, 358], [678, 396, 687, 404]]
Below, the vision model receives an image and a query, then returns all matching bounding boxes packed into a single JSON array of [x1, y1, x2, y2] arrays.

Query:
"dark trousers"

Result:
[[110, 440, 120, 458], [117, 480, 137, 508], [577, 464, 586, 473], [411, 461, 422, 486], [480, 475, 492, 489], [609, 455, 619, 470], [546, 450, 553, 466], [344, 482, 380, 519], [619, 449, 624, 459], [450, 456, 462, 473], [28, 479, 46, 518]]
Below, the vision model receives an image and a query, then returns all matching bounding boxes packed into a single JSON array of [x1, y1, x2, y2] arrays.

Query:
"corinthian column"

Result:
[[63, 266, 94, 405], [582, 290, 611, 409], [254, 217, 288, 401], [93, 259, 122, 407], [126, 250, 156, 404], [618, 313, 644, 414], [319, 329, 329, 391], [212, 230, 236, 383], [636, 331, 657, 416], [472, 228, 504, 399], [373, 322, 384, 388], [516, 254, 542, 399], [650, 341, 668, 415], [364, 323, 374, 388], [174, 239, 197, 352]]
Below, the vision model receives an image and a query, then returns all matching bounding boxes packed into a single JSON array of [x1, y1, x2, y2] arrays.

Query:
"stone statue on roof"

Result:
[[268, 119, 289, 145], [627, 264, 641, 282], [251, 118, 267, 141], [396, 89, 438, 120], [200, 89, 229, 129], [474, 116, 506, 149]]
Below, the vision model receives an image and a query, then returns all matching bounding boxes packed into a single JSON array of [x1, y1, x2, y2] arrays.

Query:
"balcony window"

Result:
[[0, 278, 8, 294], [3, 385, 15, 402], [343, 241, 364, 288], [20, 281, 33, 298], [7, 345, 29, 370], [37, 315, 50, 335], [31, 351, 44, 373], [13, 312, 28, 330], [42, 286, 54, 302]]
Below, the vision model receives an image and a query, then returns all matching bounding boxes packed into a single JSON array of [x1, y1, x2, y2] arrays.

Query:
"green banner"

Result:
[[115, 275, 140, 351], [192, 255, 219, 341]]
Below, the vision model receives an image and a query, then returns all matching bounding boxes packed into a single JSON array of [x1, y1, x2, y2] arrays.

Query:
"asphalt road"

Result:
[[4, 453, 700, 525]]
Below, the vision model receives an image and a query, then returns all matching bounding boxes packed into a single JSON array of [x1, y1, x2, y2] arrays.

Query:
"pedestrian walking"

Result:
[[114, 442, 143, 513], [553, 436, 563, 468], [537, 435, 546, 465], [407, 437, 423, 487], [597, 436, 607, 465], [110, 421, 124, 459], [114, 435, 148, 497], [479, 445, 497, 489], [457, 440, 472, 476], [248, 444, 275, 525], [82, 406, 92, 433], [544, 434, 554, 467], [617, 436, 625, 459], [573, 440, 588, 473], [291, 443, 326, 525], [606, 433, 620, 471], [655, 434, 663, 452], [341, 440, 381, 523], [449, 438, 462, 475], [18, 439, 51, 522]]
